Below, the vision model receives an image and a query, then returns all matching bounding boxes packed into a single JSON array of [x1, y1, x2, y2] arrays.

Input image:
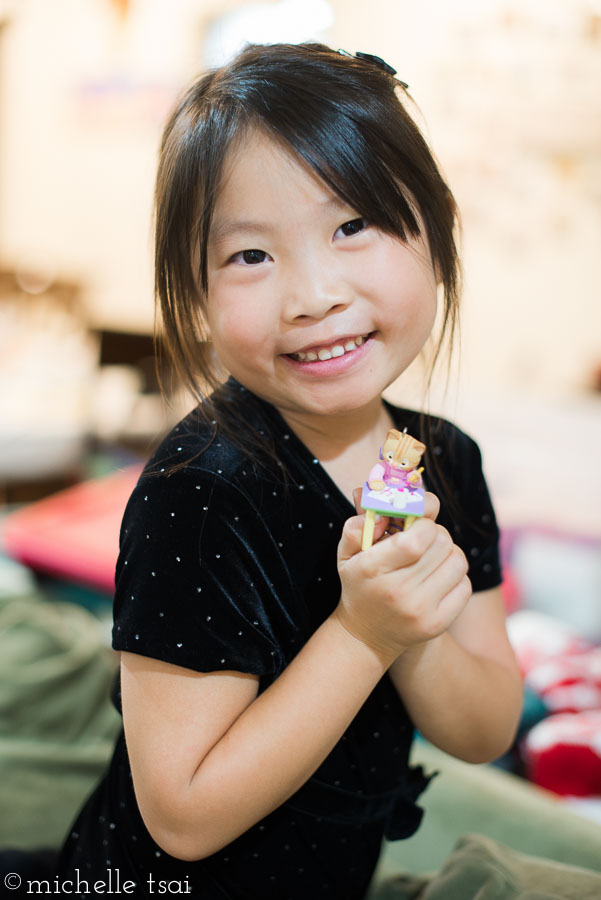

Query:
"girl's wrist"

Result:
[[326, 610, 401, 672]]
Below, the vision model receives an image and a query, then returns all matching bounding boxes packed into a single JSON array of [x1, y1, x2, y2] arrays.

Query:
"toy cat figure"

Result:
[[360, 429, 427, 550], [368, 429, 426, 492]]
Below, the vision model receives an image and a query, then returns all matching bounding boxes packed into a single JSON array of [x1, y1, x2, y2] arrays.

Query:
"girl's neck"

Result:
[[278, 397, 395, 464]]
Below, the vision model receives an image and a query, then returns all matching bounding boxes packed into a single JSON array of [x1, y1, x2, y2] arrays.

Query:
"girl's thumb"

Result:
[[337, 514, 365, 563]]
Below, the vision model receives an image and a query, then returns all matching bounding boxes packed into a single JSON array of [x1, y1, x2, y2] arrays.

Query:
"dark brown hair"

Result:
[[154, 42, 461, 469]]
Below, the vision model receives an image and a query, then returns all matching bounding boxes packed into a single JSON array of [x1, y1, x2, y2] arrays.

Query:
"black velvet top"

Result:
[[56, 379, 502, 900]]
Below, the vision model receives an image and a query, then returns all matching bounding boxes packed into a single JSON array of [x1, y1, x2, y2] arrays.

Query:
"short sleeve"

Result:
[[112, 467, 297, 677], [431, 427, 503, 594]]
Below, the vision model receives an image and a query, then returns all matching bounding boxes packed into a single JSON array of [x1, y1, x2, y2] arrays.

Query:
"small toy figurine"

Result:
[[361, 429, 426, 550]]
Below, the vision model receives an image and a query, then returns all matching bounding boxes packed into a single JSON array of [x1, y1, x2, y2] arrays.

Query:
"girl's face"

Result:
[[205, 130, 438, 424]]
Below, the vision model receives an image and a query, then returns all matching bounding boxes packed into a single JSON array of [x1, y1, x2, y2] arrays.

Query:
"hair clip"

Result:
[[337, 49, 408, 89]]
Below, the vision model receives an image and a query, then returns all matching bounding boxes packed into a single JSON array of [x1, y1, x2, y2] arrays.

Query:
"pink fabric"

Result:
[[368, 461, 422, 488]]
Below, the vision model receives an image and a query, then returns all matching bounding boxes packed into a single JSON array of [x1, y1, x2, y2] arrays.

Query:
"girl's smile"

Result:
[[205, 129, 438, 430]]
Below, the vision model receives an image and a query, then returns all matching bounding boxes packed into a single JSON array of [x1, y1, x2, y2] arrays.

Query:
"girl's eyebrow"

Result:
[[209, 219, 275, 245], [210, 198, 353, 246]]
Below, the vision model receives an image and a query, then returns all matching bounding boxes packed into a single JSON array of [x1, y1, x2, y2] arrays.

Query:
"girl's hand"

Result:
[[333, 491, 471, 663]]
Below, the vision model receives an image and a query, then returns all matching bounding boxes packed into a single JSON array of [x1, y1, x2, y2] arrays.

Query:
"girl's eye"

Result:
[[337, 218, 367, 238], [230, 249, 268, 265]]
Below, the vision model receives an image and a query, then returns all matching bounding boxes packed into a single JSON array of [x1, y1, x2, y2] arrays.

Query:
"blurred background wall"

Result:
[[0, 0, 600, 531]]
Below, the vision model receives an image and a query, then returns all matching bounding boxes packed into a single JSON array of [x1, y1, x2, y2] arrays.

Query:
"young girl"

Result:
[[56, 42, 522, 899]]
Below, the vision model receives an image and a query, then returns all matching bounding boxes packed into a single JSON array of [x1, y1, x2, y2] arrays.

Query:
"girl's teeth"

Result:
[[292, 334, 369, 362]]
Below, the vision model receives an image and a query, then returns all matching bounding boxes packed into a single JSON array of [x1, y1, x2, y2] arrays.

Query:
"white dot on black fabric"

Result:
[[470, 547, 480, 557], [218, 469, 222, 474], [482, 513, 491, 524], [299, 485, 304, 490], [216, 554, 220, 559], [206, 615, 211, 621], [297, 523, 303, 529], [234, 516, 239, 522], [197, 587, 202, 593], [124, 560, 128, 565], [177, 643, 183, 648], [221, 658, 226, 664], [160, 468, 165, 472], [196, 485, 201, 490], [433, 446, 442, 456], [252, 852, 259, 858], [253, 620, 259, 625], [334, 780, 340, 786], [203, 506, 208, 511], [284, 844, 291, 851], [223, 857, 230, 863], [373, 731, 380, 738], [238, 631, 243, 636], [311, 843, 317, 850], [328, 522, 333, 528], [176, 556, 181, 562], [483, 563, 492, 573], [151, 571, 156, 577], [324, 493, 330, 500], [71, 832, 79, 839], [155, 851, 161, 857], [144, 496, 148, 501], [284, 434, 290, 440], [135, 634, 139, 640], [109, 822, 116, 830], [102, 840, 108, 846], [317, 577, 322, 583], [159, 612, 164, 618], [146, 534, 150, 540], [171, 512, 175, 517], [177, 447, 182, 452], [259, 825, 265, 831], [313, 458, 319, 464], [278, 542, 283, 548]]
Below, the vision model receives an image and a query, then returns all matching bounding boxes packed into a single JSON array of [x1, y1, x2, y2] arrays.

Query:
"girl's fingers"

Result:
[[420, 544, 469, 602], [423, 491, 440, 521], [361, 515, 438, 574], [338, 512, 389, 563]]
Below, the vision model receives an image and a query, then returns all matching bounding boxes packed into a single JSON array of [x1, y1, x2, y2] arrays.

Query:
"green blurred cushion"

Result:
[[0, 592, 120, 847]]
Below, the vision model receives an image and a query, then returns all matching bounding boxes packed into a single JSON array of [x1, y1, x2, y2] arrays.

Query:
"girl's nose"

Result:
[[283, 259, 352, 322]]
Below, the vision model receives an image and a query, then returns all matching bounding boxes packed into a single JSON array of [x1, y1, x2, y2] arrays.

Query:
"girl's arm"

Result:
[[387, 586, 523, 763], [121, 505, 469, 863], [121, 614, 393, 863]]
